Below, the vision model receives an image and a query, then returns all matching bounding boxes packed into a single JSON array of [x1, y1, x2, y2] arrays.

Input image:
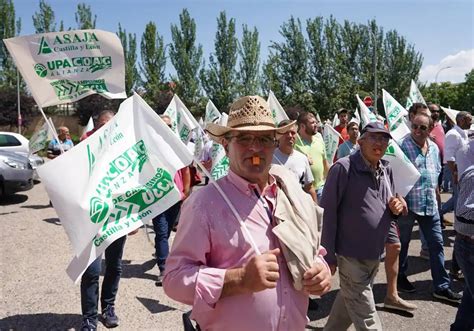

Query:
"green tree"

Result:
[[379, 29, 423, 102], [0, 0, 20, 87], [118, 23, 139, 95], [169, 9, 204, 113], [261, 51, 285, 99], [140, 21, 166, 104], [32, 0, 56, 33], [201, 11, 238, 111], [75, 3, 96, 29], [270, 17, 309, 109], [457, 69, 474, 112], [238, 24, 260, 95]]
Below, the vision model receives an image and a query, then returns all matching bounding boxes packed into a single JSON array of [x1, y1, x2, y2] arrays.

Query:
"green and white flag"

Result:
[[4, 29, 126, 107], [29, 119, 53, 154], [164, 94, 199, 143], [356, 94, 377, 128], [409, 80, 426, 106], [210, 113, 229, 180], [382, 89, 409, 131], [323, 123, 340, 165], [204, 100, 221, 125], [405, 97, 413, 110], [267, 90, 289, 125], [383, 140, 420, 197], [37, 93, 193, 282]]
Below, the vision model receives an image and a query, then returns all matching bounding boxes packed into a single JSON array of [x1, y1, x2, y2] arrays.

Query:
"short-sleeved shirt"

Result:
[[336, 140, 358, 159], [455, 139, 474, 177], [47, 138, 74, 156], [430, 121, 445, 161], [400, 136, 441, 216], [334, 124, 349, 145], [444, 125, 467, 164], [295, 134, 326, 189], [272, 148, 314, 186]]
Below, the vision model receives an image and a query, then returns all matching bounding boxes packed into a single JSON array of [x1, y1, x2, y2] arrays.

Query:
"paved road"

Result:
[[0, 182, 463, 330]]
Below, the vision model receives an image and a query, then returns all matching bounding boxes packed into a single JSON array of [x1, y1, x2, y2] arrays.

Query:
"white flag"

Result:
[[440, 106, 459, 124], [409, 80, 427, 106], [164, 94, 199, 143], [405, 97, 413, 110], [383, 140, 420, 197], [37, 93, 193, 282], [82, 116, 95, 135], [323, 123, 340, 165], [382, 89, 409, 131], [29, 119, 53, 154], [356, 94, 377, 128], [332, 113, 340, 128], [267, 90, 289, 125], [4, 30, 126, 108], [204, 100, 221, 125]]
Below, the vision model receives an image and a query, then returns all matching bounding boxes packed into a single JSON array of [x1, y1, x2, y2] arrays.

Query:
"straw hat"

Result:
[[205, 95, 295, 144]]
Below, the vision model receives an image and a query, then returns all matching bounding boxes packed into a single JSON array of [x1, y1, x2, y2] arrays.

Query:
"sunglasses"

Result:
[[228, 134, 277, 148], [411, 124, 429, 131]]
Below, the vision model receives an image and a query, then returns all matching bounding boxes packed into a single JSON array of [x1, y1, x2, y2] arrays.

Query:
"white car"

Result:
[[0, 131, 45, 181]]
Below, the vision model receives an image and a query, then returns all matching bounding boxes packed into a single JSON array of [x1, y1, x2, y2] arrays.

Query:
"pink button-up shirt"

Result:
[[163, 170, 311, 331], [430, 121, 445, 161]]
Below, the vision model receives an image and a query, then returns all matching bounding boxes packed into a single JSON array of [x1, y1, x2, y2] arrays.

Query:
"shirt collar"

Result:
[[227, 168, 277, 197], [454, 125, 468, 139]]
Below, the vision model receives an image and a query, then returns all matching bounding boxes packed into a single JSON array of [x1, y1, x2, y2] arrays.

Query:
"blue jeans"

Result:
[[81, 235, 127, 322], [442, 164, 453, 192], [398, 211, 450, 291], [316, 185, 324, 203], [153, 201, 182, 273], [441, 180, 458, 217], [451, 235, 474, 331]]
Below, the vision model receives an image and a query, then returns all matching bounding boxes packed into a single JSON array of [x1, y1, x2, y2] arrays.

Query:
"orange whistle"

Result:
[[252, 156, 260, 165]]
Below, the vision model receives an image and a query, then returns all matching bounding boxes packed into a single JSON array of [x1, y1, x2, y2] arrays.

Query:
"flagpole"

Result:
[[17, 70, 21, 134], [193, 157, 262, 256], [38, 105, 64, 154]]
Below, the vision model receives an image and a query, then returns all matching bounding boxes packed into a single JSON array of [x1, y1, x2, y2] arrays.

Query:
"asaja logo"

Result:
[[37, 36, 52, 55], [34, 63, 48, 77]]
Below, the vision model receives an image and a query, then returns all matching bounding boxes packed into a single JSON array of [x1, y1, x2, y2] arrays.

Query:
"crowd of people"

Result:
[[46, 96, 472, 331]]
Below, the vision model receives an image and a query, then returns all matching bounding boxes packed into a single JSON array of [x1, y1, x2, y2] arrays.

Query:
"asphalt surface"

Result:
[[0, 182, 463, 330]]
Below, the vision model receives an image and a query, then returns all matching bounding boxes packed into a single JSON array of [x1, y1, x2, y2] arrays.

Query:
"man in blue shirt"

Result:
[[47, 126, 74, 159], [397, 113, 461, 303]]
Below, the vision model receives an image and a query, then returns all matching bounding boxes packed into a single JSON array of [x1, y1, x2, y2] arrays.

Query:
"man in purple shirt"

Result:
[[163, 96, 332, 331], [321, 122, 408, 330]]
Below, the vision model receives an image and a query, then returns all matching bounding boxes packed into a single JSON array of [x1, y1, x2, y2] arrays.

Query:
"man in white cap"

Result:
[[163, 96, 331, 331]]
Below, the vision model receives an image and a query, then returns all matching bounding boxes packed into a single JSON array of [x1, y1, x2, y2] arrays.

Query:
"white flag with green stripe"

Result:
[[267, 90, 289, 125], [204, 100, 221, 125], [164, 94, 199, 143], [29, 119, 53, 154], [409, 80, 427, 105]]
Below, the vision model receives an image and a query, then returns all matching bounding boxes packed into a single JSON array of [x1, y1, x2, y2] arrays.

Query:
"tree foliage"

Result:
[[32, 0, 56, 33], [169, 9, 204, 113], [118, 23, 139, 95], [238, 24, 260, 95], [75, 3, 96, 29], [0, 0, 20, 88], [0, 85, 35, 126], [140, 21, 166, 108], [201, 11, 238, 111]]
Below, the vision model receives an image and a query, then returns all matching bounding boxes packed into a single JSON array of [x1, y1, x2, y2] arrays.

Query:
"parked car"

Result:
[[0, 150, 34, 196], [0, 131, 45, 181]]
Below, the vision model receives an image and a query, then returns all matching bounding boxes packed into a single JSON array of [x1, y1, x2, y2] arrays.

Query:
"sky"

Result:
[[14, 0, 474, 84]]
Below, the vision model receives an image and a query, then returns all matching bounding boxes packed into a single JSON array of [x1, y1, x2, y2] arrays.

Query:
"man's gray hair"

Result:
[[456, 111, 471, 125]]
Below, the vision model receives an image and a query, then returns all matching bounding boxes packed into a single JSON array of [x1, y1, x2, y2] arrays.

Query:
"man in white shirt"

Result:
[[273, 119, 317, 203]]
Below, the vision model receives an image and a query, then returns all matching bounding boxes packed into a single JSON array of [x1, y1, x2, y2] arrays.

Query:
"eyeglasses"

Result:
[[365, 134, 390, 144], [411, 124, 429, 131], [228, 134, 277, 148]]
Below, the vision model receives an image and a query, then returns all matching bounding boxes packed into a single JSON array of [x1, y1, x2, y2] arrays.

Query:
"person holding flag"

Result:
[[163, 96, 331, 331], [47, 126, 74, 159], [321, 122, 409, 330]]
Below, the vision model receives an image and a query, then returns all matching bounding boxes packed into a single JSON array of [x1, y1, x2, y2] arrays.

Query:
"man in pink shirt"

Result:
[[163, 96, 332, 331]]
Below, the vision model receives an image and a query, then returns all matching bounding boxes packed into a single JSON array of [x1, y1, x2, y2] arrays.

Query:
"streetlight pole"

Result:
[[17, 70, 21, 134], [370, 30, 377, 113], [434, 66, 452, 103]]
